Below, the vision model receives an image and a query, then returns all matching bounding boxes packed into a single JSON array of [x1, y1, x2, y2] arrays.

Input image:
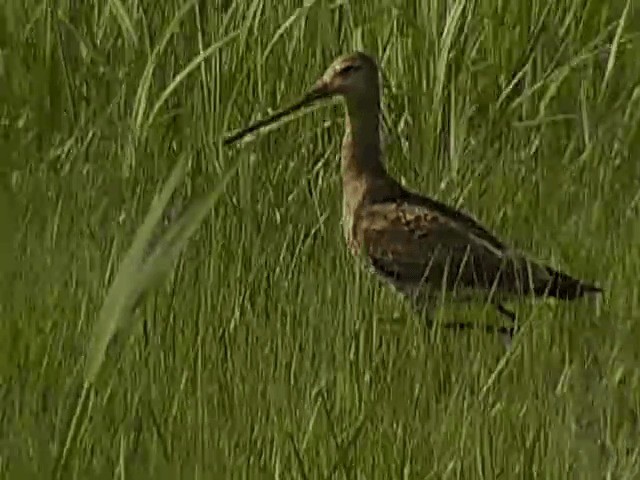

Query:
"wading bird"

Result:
[[224, 52, 602, 346]]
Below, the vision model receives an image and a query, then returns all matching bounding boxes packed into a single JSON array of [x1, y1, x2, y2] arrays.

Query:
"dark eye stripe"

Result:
[[339, 64, 357, 74]]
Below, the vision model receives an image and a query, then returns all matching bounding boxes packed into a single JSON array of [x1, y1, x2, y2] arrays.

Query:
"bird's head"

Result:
[[303, 51, 380, 105], [222, 51, 381, 146]]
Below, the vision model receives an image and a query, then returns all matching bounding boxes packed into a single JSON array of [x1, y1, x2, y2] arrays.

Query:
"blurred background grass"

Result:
[[1, 0, 640, 478]]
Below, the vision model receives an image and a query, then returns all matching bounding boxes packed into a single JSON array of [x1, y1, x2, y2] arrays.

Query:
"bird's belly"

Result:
[[368, 261, 517, 308]]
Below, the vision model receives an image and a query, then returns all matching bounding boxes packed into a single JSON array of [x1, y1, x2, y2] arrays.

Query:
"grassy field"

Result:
[[2, 0, 640, 478]]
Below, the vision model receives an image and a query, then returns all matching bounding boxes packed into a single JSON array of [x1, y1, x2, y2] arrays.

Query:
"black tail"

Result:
[[535, 266, 603, 300]]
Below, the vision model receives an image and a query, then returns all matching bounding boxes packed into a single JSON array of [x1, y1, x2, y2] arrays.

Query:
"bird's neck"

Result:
[[341, 97, 387, 182], [340, 96, 396, 245]]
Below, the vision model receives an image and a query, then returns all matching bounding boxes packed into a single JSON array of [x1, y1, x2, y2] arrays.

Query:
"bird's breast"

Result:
[[342, 200, 358, 254]]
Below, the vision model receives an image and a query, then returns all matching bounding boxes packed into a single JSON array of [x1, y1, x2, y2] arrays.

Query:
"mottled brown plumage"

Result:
[[224, 51, 602, 343]]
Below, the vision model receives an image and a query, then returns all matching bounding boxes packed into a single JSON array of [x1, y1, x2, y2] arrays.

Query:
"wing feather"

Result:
[[352, 200, 547, 295]]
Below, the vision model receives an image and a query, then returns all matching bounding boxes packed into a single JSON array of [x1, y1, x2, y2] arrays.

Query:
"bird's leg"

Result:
[[494, 303, 517, 335], [434, 320, 515, 350], [410, 293, 514, 345], [442, 322, 514, 337], [433, 304, 516, 349], [494, 303, 517, 349], [495, 303, 516, 323], [419, 307, 515, 337]]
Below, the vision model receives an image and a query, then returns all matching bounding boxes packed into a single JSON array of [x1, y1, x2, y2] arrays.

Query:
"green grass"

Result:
[[2, 0, 640, 478]]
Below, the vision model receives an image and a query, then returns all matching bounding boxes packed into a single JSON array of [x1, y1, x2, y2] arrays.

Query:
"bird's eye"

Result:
[[338, 64, 358, 75]]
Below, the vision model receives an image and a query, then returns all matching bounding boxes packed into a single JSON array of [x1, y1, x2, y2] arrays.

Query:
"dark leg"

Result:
[[434, 305, 516, 348], [412, 296, 515, 344], [441, 321, 514, 337], [495, 303, 516, 323], [494, 303, 517, 349]]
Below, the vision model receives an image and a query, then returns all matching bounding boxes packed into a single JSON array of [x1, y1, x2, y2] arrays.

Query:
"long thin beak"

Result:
[[223, 81, 331, 146]]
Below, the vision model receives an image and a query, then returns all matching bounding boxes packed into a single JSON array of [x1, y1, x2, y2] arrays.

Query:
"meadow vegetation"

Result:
[[1, 0, 640, 477]]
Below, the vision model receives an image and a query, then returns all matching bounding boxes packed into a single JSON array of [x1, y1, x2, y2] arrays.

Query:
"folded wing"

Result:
[[352, 199, 600, 299]]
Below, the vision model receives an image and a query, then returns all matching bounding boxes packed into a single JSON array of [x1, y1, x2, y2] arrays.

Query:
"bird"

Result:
[[224, 51, 602, 345]]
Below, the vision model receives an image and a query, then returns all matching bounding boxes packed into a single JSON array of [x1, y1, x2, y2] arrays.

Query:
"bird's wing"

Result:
[[352, 199, 548, 295], [402, 192, 509, 251]]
